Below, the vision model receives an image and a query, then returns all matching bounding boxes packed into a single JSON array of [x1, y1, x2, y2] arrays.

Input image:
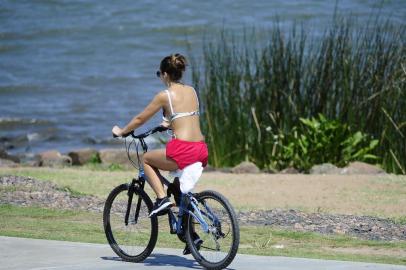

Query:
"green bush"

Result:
[[87, 153, 101, 164], [270, 114, 379, 172], [107, 163, 124, 171]]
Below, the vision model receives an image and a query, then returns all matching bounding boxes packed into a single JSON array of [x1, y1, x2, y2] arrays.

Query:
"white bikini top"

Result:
[[163, 88, 200, 123]]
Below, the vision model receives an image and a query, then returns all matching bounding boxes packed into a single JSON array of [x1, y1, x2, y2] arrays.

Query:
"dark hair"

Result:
[[160, 53, 187, 82]]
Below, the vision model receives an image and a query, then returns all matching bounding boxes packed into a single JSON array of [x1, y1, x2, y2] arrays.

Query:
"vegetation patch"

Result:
[[0, 204, 405, 265], [191, 15, 406, 173]]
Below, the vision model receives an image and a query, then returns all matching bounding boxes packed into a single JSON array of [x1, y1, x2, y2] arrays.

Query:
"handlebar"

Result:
[[113, 125, 169, 139]]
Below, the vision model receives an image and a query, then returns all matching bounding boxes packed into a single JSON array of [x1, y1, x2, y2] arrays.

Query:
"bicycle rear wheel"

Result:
[[185, 190, 239, 270], [103, 183, 158, 262]]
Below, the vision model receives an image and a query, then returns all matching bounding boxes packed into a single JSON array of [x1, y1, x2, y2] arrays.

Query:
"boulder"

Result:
[[0, 149, 20, 163], [38, 150, 72, 167], [231, 161, 260, 174], [340, 161, 386, 175], [309, 163, 341, 174], [68, 148, 99, 165], [99, 148, 140, 168]]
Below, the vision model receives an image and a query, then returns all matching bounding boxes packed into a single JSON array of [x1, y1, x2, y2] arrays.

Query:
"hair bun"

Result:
[[170, 53, 187, 71], [160, 53, 188, 81]]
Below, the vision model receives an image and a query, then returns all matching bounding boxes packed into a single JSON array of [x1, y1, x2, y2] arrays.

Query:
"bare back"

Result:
[[163, 84, 204, 141]]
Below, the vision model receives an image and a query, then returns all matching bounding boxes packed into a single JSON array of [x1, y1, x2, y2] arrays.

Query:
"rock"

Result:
[[68, 148, 99, 165], [0, 149, 20, 163], [333, 227, 347, 235], [294, 222, 304, 231], [99, 148, 139, 168], [279, 167, 299, 174], [38, 150, 72, 167], [231, 161, 260, 174], [340, 161, 386, 175], [0, 158, 18, 167], [309, 163, 340, 174]]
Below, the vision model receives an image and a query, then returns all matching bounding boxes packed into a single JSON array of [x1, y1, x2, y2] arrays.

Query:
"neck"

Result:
[[167, 81, 183, 88]]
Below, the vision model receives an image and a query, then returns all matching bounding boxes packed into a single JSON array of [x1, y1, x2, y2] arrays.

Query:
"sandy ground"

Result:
[[191, 172, 406, 217]]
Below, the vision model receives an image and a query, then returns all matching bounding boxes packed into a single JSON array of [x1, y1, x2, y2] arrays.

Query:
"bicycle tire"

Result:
[[185, 190, 240, 270], [103, 183, 158, 262]]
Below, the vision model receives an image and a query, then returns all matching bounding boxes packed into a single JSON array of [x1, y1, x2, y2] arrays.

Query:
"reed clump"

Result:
[[191, 16, 406, 174]]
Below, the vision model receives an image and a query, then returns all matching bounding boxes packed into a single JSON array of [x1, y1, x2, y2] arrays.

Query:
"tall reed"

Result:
[[191, 16, 406, 173]]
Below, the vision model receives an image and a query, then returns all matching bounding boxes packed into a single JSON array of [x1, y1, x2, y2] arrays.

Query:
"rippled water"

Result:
[[0, 0, 405, 154]]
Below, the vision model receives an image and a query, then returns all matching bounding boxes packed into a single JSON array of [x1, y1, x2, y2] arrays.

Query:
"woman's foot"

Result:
[[149, 197, 173, 217]]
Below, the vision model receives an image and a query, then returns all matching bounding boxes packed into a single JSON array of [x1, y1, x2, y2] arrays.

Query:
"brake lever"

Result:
[[112, 131, 133, 138]]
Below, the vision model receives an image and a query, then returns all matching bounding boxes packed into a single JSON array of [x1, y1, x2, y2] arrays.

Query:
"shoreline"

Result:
[[0, 147, 393, 175]]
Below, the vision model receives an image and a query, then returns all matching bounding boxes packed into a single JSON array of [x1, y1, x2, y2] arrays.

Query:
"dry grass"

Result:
[[197, 172, 406, 218]]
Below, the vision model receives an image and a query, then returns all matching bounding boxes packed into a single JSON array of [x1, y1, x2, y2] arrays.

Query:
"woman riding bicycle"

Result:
[[112, 53, 208, 218]]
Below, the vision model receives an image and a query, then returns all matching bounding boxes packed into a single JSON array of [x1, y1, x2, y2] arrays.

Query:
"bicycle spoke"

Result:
[[104, 184, 157, 262], [187, 191, 238, 268]]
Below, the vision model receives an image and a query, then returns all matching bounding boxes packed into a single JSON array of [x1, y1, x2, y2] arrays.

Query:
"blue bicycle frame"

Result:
[[137, 168, 213, 236]]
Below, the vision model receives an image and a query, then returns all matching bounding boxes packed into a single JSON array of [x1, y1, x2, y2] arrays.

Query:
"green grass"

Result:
[[0, 166, 136, 198], [0, 204, 405, 265]]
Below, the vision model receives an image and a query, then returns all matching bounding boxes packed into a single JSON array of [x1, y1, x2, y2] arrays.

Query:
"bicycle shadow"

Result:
[[101, 254, 235, 269]]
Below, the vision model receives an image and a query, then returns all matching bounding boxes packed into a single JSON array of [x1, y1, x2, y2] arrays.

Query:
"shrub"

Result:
[[270, 114, 379, 172]]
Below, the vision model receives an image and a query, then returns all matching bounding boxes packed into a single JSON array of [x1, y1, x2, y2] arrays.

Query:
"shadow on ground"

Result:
[[101, 254, 235, 269]]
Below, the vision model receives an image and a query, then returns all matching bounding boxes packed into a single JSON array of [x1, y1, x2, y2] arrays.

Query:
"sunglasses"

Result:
[[156, 70, 161, 78]]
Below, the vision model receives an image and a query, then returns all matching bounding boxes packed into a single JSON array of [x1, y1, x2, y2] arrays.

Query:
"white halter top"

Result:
[[163, 89, 200, 123]]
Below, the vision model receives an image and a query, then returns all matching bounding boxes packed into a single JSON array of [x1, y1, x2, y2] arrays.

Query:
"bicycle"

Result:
[[103, 125, 240, 270]]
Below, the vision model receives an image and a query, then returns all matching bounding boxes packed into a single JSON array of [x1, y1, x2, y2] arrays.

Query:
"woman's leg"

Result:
[[143, 149, 178, 199]]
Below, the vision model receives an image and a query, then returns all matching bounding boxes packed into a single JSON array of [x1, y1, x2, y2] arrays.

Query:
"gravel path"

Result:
[[1, 175, 405, 241]]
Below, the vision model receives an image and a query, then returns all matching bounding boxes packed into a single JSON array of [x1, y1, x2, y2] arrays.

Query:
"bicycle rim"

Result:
[[186, 190, 239, 269], [103, 184, 158, 262]]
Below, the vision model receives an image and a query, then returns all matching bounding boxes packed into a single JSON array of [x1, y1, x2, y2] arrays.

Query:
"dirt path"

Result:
[[195, 172, 406, 217]]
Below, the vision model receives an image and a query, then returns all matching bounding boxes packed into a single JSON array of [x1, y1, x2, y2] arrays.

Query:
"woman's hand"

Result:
[[112, 125, 124, 137]]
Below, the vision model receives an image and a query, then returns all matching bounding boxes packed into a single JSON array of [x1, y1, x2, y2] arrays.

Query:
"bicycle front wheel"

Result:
[[185, 190, 240, 270], [103, 183, 158, 262]]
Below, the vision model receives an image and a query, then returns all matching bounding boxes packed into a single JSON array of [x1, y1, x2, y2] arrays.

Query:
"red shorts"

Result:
[[166, 138, 208, 170]]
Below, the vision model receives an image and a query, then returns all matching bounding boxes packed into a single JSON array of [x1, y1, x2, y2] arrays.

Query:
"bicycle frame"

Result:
[[126, 167, 212, 235]]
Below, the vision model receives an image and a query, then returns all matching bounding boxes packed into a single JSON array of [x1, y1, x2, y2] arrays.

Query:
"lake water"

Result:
[[0, 0, 405, 154]]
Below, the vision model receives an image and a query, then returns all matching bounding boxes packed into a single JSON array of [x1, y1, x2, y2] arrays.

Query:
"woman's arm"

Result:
[[112, 91, 166, 136]]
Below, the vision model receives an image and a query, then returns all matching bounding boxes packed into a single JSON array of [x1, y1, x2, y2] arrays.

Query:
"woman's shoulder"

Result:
[[151, 89, 169, 104], [155, 88, 169, 96], [180, 84, 196, 92]]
